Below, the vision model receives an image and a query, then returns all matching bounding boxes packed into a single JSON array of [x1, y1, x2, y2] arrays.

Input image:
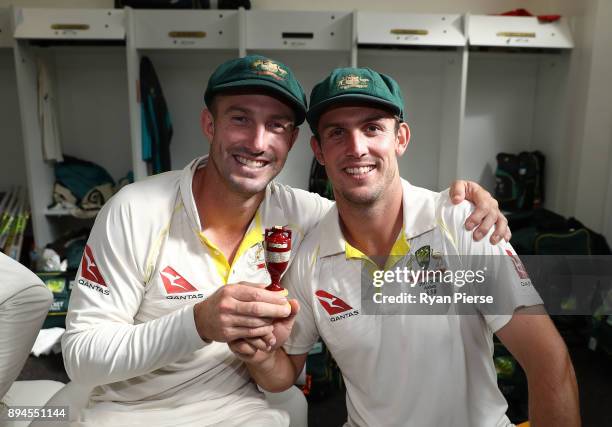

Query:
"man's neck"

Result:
[[337, 179, 404, 268], [192, 162, 265, 264]]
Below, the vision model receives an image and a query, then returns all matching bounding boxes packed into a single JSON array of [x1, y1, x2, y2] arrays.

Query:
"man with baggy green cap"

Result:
[[63, 55, 511, 426], [229, 67, 580, 427]]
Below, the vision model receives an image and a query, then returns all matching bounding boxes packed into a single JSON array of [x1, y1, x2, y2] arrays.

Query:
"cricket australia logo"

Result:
[[415, 245, 431, 270], [251, 59, 288, 81], [337, 74, 369, 89]]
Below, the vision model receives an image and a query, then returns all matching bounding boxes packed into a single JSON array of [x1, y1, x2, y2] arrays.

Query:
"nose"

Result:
[[246, 123, 266, 154], [346, 130, 368, 158]]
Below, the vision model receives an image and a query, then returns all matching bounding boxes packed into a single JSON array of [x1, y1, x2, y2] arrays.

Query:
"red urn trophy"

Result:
[[264, 226, 291, 297]]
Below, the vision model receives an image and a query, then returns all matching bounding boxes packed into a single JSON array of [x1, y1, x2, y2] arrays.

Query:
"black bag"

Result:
[[495, 151, 545, 211], [494, 153, 521, 210], [518, 151, 545, 210], [115, 0, 197, 8]]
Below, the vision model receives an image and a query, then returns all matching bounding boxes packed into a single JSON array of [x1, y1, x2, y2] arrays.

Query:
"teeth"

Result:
[[236, 156, 266, 168], [345, 166, 374, 175]]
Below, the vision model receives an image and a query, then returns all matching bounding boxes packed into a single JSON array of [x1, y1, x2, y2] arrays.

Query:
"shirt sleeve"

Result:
[[62, 189, 207, 387], [0, 253, 53, 399], [439, 194, 544, 333], [283, 239, 320, 355]]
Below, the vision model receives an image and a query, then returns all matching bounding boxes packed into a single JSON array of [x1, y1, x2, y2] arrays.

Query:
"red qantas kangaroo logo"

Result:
[[315, 290, 353, 315], [160, 266, 198, 294], [81, 245, 107, 286], [506, 249, 530, 280]]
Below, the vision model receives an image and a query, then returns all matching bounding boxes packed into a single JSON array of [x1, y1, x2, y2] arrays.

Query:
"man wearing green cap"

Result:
[[230, 67, 580, 427], [63, 56, 510, 426]]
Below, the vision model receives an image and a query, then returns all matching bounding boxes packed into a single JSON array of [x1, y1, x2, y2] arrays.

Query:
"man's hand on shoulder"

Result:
[[193, 283, 291, 344], [449, 180, 510, 244]]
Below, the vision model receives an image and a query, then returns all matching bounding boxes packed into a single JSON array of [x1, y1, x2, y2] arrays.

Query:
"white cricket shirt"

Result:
[[284, 180, 543, 427], [62, 156, 331, 426]]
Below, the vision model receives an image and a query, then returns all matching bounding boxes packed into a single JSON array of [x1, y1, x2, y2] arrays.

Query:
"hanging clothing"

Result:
[[37, 58, 63, 162], [140, 56, 173, 174]]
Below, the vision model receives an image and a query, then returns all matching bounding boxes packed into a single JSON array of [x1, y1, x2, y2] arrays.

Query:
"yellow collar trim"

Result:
[[199, 212, 264, 284], [344, 227, 410, 271]]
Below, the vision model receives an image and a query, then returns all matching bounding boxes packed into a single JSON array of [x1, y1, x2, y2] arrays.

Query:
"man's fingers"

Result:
[[229, 315, 274, 328], [229, 339, 258, 356], [230, 284, 288, 305], [226, 325, 274, 342], [234, 300, 291, 318], [449, 180, 467, 204], [488, 215, 509, 245], [465, 207, 487, 235], [474, 211, 496, 242], [245, 335, 275, 352]]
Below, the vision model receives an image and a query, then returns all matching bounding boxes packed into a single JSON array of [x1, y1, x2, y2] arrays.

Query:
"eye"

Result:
[[364, 123, 383, 134], [327, 128, 345, 139], [267, 121, 293, 134], [231, 115, 249, 125]]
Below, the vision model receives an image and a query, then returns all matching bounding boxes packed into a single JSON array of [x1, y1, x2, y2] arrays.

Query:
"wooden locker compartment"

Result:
[[126, 8, 241, 180], [245, 11, 354, 190], [12, 8, 125, 41], [468, 15, 573, 49], [12, 8, 132, 247], [246, 10, 352, 51], [130, 9, 239, 50], [358, 12, 465, 47], [460, 50, 573, 213]]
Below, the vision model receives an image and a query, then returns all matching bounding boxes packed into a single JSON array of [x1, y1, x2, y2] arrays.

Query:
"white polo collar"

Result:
[[317, 179, 438, 259]]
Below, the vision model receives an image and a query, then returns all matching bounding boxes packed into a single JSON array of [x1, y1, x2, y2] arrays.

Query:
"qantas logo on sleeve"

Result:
[[81, 245, 107, 285], [505, 249, 530, 280], [161, 266, 204, 300], [315, 290, 359, 321], [78, 245, 109, 295]]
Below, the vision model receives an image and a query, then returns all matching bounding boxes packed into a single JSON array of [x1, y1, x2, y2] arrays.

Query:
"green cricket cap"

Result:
[[204, 55, 307, 125], [307, 67, 405, 133]]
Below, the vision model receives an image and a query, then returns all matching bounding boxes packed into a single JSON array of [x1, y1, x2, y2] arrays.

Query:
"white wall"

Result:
[[0, 0, 564, 13], [553, 0, 612, 237], [571, 0, 612, 233]]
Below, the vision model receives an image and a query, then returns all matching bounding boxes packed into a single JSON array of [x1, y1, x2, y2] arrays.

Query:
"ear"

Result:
[[310, 136, 325, 165], [395, 122, 410, 157], [201, 108, 215, 144]]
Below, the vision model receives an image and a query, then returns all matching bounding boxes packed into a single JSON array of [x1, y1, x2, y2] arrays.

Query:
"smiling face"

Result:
[[201, 92, 299, 196], [311, 104, 410, 207]]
